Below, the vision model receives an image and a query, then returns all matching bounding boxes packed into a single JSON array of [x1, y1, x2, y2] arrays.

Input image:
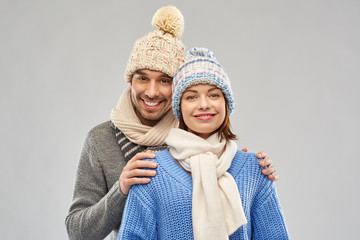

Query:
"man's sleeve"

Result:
[[65, 132, 127, 240]]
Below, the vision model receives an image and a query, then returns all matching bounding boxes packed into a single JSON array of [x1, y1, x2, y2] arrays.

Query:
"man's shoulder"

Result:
[[84, 121, 118, 149], [86, 121, 116, 139], [83, 121, 124, 160]]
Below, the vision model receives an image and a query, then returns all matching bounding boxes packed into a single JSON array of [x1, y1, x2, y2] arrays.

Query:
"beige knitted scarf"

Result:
[[110, 87, 178, 146], [166, 128, 247, 240]]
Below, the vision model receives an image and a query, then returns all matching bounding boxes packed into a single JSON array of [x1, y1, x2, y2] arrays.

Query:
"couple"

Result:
[[66, 6, 288, 240]]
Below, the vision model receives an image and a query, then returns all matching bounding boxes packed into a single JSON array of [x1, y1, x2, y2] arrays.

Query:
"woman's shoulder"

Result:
[[231, 151, 275, 199], [230, 150, 268, 179], [137, 149, 170, 165], [130, 149, 190, 201], [232, 150, 260, 168], [153, 149, 171, 161], [135, 149, 177, 186]]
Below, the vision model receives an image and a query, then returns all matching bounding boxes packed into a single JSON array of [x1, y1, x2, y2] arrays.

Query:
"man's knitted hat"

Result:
[[172, 47, 234, 119], [125, 6, 185, 82]]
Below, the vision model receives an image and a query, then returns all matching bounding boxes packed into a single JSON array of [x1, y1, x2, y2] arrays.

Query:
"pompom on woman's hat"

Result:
[[125, 6, 185, 82], [172, 47, 234, 119]]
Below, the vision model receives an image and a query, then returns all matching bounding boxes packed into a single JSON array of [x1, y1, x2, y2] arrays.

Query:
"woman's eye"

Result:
[[210, 93, 220, 98], [138, 76, 147, 81], [185, 95, 196, 100]]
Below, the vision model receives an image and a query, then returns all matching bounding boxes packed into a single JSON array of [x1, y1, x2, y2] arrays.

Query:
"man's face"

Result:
[[130, 69, 173, 127]]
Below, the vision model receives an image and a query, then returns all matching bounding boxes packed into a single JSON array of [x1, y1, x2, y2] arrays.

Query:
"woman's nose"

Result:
[[198, 96, 210, 110]]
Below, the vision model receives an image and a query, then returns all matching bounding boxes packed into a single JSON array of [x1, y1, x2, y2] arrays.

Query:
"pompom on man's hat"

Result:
[[172, 47, 234, 119], [125, 6, 185, 82]]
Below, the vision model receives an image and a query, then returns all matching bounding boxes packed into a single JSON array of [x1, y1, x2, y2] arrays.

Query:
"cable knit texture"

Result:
[[166, 128, 247, 239], [118, 150, 289, 240], [110, 87, 178, 146]]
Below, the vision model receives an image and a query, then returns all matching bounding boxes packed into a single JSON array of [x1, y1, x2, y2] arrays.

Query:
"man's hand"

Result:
[[241, 148, 278, 181], [119, 150, 157, 195]]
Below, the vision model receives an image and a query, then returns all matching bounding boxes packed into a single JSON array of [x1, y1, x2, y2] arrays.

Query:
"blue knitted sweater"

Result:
[[118, 150, 289, 240]]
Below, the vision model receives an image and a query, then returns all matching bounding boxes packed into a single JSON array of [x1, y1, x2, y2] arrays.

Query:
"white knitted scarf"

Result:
[[110, 87, 178, 146], [166, 128, 247, 240]]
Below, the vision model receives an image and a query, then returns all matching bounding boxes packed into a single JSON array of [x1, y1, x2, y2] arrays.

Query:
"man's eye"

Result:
[[160, 79, 171, 84]]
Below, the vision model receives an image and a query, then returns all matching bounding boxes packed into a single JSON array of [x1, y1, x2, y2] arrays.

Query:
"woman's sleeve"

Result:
[[118, 186, 157, 240], [251, 181, 289, 239]]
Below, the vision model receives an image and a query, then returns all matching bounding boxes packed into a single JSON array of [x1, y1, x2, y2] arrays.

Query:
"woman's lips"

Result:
[[194, 113, 216, 120]]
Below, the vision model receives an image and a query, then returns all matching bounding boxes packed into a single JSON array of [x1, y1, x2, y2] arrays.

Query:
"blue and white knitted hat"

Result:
[[172, 47, 234, 119]]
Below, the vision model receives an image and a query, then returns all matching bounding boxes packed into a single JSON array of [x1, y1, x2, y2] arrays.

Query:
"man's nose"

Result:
[[145, 80, 159, 99]]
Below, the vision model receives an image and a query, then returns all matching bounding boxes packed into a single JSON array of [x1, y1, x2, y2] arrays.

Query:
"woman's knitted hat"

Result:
[[172, 47, 234, 119], [125, 6, 185, 82]]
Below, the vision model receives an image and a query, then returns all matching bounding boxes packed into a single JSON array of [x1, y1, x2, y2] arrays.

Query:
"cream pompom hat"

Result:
[[125, 6, 185, 82]]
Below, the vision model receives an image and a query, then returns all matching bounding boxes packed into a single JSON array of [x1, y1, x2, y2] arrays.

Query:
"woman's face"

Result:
[[180, 84, 226, 139]]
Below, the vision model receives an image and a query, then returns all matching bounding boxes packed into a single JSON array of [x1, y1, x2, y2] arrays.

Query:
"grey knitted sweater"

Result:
[[65, 121, 129, 240]]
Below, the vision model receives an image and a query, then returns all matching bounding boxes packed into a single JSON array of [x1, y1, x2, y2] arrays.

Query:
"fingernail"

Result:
[[258, 153, 262, 158], [151, 163, 157, 168]]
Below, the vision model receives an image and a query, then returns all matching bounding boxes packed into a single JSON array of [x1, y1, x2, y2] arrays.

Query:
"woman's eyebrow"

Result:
[[183, 89, 198, 94], [208, 87, 221, 92]]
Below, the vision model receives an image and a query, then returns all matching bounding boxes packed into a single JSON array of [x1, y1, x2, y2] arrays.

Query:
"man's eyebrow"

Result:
[[135, 70, 172, 78], [134, 70, 147, 76], [159, 73, 172, 78]]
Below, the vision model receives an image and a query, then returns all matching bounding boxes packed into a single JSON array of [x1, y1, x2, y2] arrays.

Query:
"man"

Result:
[[65, 6, 277, 240]]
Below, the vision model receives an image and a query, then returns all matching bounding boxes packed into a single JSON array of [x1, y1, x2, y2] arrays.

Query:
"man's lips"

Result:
[[193, 113, 216, 120], [142, 99, 162, 109]]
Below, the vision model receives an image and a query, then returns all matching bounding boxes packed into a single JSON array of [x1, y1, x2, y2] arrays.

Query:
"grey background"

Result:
[[1, 0, 359, 239]]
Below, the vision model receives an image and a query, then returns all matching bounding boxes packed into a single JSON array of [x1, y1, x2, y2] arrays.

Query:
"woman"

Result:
[[118, 48, 289, 240]]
